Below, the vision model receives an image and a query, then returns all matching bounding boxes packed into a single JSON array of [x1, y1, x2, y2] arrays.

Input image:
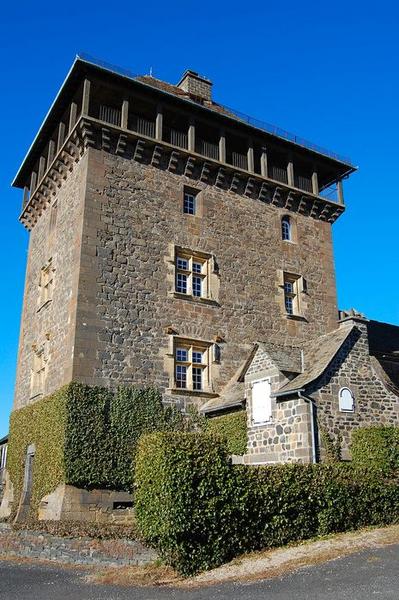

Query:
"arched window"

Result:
[[281, 216, 292, 241], [339, 388, 355, 412]]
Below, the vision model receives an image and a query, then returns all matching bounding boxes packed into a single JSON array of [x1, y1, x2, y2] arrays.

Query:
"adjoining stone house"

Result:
[[202, 310, 399, 463], [3, 53, 399, 520]]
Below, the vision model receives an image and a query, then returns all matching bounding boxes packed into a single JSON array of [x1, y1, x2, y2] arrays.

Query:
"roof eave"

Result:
[[13, 54, 357, 188]]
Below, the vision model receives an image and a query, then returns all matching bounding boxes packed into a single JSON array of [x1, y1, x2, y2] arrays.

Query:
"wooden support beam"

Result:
[[57, 122, 66, 151], [38, 156, 46, 183], [247, 140, 254, 173], [121, 99, 129, 129], [312, 171, 319, 196], [337, 179, 344, 205], [260, 146, 268, 178], [219, 130, 226, 163], [68, 102, 77, 133], [22, 186, 29, 209], [30, 172, 37, 195], [155, 105, 163, 140], [188, 119, 195, 153], [47, 140, 56, 168], [82, 79, 91, 116], [287, 160, 294, 187]]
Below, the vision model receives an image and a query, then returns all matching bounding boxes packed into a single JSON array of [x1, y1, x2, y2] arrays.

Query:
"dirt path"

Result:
[[92, 524, 399, 587]]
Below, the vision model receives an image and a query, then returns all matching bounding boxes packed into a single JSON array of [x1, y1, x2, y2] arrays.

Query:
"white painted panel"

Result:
[[339, 388, 354, 412], [252, 379, 272, 424]]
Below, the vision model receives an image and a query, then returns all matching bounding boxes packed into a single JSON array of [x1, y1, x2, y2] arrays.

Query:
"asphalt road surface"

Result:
[[1, 544, 398, 600]]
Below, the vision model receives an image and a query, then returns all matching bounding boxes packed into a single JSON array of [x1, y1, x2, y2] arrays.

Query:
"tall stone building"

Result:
[[11, 54, 399, 474]]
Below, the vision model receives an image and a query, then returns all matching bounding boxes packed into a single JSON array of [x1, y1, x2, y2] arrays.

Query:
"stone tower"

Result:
[[12, 55, 356, 412]]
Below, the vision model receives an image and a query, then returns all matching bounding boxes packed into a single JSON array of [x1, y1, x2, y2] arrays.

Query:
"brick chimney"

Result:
[[177, 70, 212, 101]]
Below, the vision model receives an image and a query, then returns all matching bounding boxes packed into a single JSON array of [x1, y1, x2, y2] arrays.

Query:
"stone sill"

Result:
[[286, 313, 308, 322], [37, 299, 52, 313], [166, 388, 218, 399], [169, 292, 219, 307], [249, 420, 274, 429]]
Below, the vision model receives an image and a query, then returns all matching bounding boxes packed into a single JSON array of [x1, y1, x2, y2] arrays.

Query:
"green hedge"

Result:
[[205, 411, 247, 455], [7, 388, 67, 516], [351, 426, 399, 475], [135, 431, 399, 576], [8, 382, 187, 516]]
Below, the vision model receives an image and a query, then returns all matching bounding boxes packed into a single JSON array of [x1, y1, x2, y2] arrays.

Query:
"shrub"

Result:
[[351, 426, 399, 475], [64, 383, 113, 489], [135, 431, 399, 576], [7, 388, 67, 517], [7, 382, 189, 517], [205, 411, 247, 455], [135, 432, 236, 575]]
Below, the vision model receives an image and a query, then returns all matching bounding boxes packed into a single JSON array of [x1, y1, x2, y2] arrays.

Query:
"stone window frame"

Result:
[[164, 334, 221, 398], [338, 387, 355, 413], [37, 258, 55, 311], [278, 271, 308, 320], [183, 186, 200, 215], [30, 340, 49, 400], [167, 244, 220, 305], [281, 214, 297, 243]]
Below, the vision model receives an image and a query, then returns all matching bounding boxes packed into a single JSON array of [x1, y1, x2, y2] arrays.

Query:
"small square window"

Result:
[[183, 192, 197, 215], [175, 251, 209, 299], [192, 262, 202, 274], [176, 348, 188, 362], [283, 273, 301, 316], [192, 276, 202, 297], [192, 350, 203, 364], [177, 257, 189, 270], [172, 339, 214, 393], [176, 273, 188, 294], [192, 367, 203, 391], [175, 365, 187, 388]]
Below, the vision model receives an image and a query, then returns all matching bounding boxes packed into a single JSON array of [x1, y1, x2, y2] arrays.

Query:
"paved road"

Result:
[[0, 544, 398, 599]]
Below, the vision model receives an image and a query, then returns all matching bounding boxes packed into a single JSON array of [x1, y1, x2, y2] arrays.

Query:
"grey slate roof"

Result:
[[275, 325, 356, 396], [200, 346, 256, 414], [257, 341, 302, 373]]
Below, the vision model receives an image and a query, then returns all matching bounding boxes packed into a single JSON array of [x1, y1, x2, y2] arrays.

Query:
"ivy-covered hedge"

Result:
[[7, 388, 67, 516], [7, 382, 187, 515], [351, 426, 399, 475], [205, 411, 247, 455], [135, 431, 399, 576]]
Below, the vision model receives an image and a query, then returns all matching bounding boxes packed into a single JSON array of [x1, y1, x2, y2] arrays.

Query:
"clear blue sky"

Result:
[[1, 0, 398, 437]]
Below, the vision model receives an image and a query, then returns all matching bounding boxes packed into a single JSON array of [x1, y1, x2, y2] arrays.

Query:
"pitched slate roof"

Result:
[[257, 341, 302, 373], [200, 346, 257, 414], [275, 325, 356, 396]]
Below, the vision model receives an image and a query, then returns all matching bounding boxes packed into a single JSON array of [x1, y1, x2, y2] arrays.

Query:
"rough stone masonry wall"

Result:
[[0, 523, 156, 567], [71, 147, 339, 411], [244, 348, 313, 464], [14, 154, 89, 409], [309, 321, 399, 460]]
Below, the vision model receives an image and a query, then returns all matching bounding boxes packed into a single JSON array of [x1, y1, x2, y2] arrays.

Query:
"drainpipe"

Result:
[[298, 392, 317, 464]]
